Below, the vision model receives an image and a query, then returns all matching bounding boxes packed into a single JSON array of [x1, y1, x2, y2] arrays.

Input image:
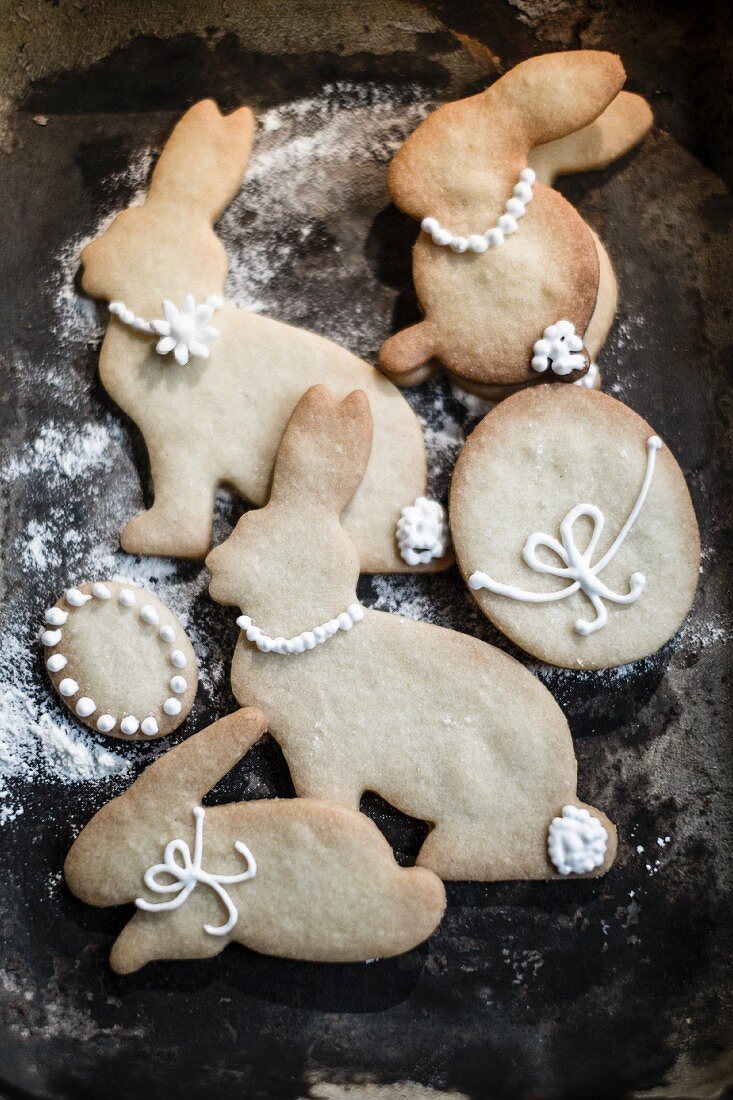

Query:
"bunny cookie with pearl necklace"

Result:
[[65, 708, 446, 973], [379, 50, 652, 400], [206, 386, 616, 883], [80, 99, 449, 573]]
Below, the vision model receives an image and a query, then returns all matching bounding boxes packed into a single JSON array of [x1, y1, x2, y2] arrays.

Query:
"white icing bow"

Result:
[[396, 497, 450, 566], [110, 294, 222, 365], [469, 436, 663, 636], [136, 806, 256, 936], [548, 805, 608, 875], [531, 319, 586, 377]]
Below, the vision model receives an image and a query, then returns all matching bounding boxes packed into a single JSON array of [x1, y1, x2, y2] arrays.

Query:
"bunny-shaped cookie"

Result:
[[379, 51, 652, 399], [207, 387, 616, 882], [80, 100, 446, 572], [65, 708, 446, 973]]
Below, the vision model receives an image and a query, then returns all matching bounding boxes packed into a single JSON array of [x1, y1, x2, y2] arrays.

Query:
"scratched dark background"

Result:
[[0, 2, 731, 1099]]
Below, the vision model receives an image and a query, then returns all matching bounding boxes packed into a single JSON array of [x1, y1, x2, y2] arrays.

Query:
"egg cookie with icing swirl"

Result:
[[41, 580, 198, 740], [450, 387, 700, 669]]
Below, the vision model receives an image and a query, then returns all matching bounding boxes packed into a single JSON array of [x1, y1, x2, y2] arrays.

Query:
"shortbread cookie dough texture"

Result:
[[65, 709, 446, 972], [80, 99, 448, 573], [379, 50, 652, 399], [450, 387, 700, 668], [207, 386, 617, 882], [42, 580, 197, 740]]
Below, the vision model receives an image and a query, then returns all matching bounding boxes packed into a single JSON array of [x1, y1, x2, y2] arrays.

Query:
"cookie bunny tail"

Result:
[[529, 91, 653, 186], [379, 321, 438, 386], [269, 386, 374, 515], [148, 99, 255, 222], [64, 709, 267, 907]]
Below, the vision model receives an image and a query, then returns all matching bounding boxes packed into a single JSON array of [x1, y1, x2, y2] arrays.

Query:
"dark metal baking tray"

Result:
[[0, 2, 731, 1097]]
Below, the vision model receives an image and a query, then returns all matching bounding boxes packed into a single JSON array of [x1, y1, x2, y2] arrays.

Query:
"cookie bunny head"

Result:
[[388, 51, 626, 219], [206, 387, 373, 632], [80, 100, 254, 317]]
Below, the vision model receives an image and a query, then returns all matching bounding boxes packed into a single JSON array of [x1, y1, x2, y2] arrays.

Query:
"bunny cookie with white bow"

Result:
[[80, 100, 448, 572], [450, 386, 700, 669], [379, 51, 652, 399], [65, 708, 446, 973], [206, 386, 616, 883]]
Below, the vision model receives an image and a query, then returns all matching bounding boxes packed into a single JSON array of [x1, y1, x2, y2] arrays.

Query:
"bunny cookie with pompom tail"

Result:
[[65, 708, 446, 973], [80, 99, 449, 573], [206, 386, 616, 883], [379, 51, 652, 399]]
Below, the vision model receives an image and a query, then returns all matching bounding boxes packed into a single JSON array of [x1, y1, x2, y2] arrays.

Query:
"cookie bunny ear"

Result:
[[529, 91, 653, 184], [64, 709, 267, 906], [269, 386, 374, 515], [497, 51, 627, 147], [148, 99, 255, 222]]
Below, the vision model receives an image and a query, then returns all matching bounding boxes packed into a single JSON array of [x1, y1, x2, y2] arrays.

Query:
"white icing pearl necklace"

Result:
[[109, 294, 222, 366], [469, 436, 663, 636], [236, 603, 365, 654], [41, 583, 190, 735], [548, 805, 608, 875], [421, 168, 536, 253], [136, 806, 256, 937], [396, 497, 450, 566]]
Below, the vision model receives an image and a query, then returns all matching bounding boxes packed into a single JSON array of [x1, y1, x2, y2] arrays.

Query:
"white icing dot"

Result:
[[58, 678, 79, 697], [97, 714, 116, 733], [120, 716, 139, 736], [337, 612, 353, 630], [163, 697, 182, 716], [170, 675, 187, 694], [170, 649, 187, 668], [41, 629, 63, 647], [159, 624, 176, 643], [140, 604, 159, 626], [505, 196, 526, 218], [75, 697, 96, 718], [65, 588, 91, 607], [486, 228, 504, 247], [44, 607, 68, 626], [467, 234, 488, 253], [46, 653, 67, 673], [140, 717, 159, 737], [92, 583, 112, 600], [520, 167, 536, 185], [498, 213, 518, 235], [118, 588, 136, 607]]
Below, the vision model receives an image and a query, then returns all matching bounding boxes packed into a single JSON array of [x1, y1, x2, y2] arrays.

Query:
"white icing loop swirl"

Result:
[[136, 806, 256, 936], [548, 805, 608, 875], [421, 168, 535, 253], [396, 497, 450, 567], [469, 436, 663, 636], [237, 603, 365, 654]]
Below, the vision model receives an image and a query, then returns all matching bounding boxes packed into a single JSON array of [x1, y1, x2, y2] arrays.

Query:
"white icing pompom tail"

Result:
[[548, 805, 608, 876]]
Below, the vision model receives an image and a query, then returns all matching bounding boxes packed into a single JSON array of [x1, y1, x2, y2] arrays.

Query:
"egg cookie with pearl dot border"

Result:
[[41, 581, 198, 740], [450, 386, 700, 669]]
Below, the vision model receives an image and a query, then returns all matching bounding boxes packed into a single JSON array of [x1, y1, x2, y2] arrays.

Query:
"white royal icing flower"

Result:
[[149, 294, 222, 366], [396, 497, 450, 567], [548, 805, 608, 875], [531, 319, 586, 377]]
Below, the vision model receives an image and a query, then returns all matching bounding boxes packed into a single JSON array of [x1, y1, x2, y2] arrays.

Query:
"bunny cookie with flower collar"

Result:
[[65, 708, 445, 973], [450, 386, 700, 669], [379, 50, 652, 399], [206, 386, 616, 882], [80, 99, 448, 572]]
